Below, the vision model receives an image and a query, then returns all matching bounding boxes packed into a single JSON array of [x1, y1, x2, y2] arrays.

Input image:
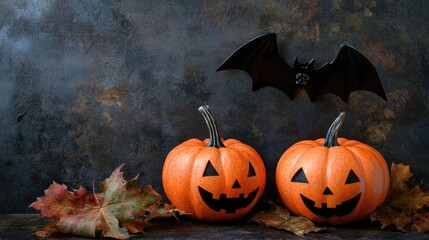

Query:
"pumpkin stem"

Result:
[[198, 105, 225, 148], [322, 112, 345, 148]]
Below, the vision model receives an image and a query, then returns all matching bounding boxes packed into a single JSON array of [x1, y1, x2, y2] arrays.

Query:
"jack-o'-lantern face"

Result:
[[277, 153, 367, 225], [197, 160, 260, 214], [276, 113, 390, 225], [162, 106, 267, 222], [276, 139, 390, 225], [164, 143, 266, 222], [291, 167, 361, 218]]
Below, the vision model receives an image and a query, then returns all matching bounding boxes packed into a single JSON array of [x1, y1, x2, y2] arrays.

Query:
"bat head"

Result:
[[294, 58, 315, 85]]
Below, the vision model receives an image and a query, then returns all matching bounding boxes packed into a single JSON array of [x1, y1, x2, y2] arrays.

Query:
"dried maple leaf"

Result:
[[250, 200, 327, 236], [370, 162, 429, 232], [34, 220, 59, 238], [29, 183, 93, 219], [370, 205, 411, 232], [30, 164, 184, 239], [412, 210, 429, 232]]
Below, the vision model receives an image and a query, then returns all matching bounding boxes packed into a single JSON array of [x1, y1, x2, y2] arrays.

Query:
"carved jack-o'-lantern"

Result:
[[276, 112, 390, 224], [162, 105, 266, 221]]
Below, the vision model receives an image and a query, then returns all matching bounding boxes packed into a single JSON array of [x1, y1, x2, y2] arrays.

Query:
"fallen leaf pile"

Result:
[[252, 162, 429, 235], [30, 164, 184, 239], [250, 200, 327, 236], [370, 163, 429, 232], [30, 162, 428, 238]]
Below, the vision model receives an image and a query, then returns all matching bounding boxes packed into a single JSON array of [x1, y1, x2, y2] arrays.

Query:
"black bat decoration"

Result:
[[217, 33, 387, 102]]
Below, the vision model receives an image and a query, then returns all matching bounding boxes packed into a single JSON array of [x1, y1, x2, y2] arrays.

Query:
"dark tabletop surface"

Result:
[[0, 214, 427, 240]]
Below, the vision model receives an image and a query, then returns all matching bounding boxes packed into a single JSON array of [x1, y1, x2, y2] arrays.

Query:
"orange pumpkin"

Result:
[[276, 112, 390, 224], [162, 105, 266, 221]]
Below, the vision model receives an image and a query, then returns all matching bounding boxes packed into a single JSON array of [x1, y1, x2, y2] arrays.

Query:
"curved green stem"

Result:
[[322, 112, 345, 148], [198, 105, 225, 148]]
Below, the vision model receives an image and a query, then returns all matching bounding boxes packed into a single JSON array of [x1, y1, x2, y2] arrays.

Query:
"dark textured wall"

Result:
[[0, 0, 428, 213]]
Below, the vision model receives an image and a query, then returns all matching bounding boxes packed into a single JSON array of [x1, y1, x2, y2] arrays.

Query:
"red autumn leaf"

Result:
[[29, 183, 93, 219], [250, 200, 327, 236], [30, 164, 184, 239], [370, 162, 429, 232]]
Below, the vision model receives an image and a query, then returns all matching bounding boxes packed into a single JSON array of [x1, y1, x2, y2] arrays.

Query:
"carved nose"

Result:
[[323, 187, 333, 195], [232, 179, 241, 189]]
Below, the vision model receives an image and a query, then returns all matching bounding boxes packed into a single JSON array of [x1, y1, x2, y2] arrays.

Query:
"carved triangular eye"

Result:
[[203, 160, 219, 177], [291, 168, 308, 183], [345, 170, 360, 184], [248, 162, 256, 177]]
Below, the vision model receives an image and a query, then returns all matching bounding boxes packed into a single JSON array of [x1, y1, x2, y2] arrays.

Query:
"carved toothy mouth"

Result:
[[300, 193, 361, 218], [198, 186, 259, 214]]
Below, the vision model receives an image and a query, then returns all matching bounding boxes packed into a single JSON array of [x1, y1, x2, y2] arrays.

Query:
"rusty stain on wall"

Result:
[[203, 2, 229, 27], [367, 122, 393, 142], [259, 1, 321, 43], [361, 90, 411, 143], [329, 23, 341, 37], [367, 43, 407, 74], [345, 12, 365, 33], [387, 90, 411, 111], [97, 87, 127, 107], [383, 108, 395, 119]]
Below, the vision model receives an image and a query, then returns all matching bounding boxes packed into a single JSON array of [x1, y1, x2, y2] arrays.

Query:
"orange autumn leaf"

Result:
[[388, 163, 413, 196], [250, 200, 327, 236], [386, 163, 429, 214], [370, 162, 429, 232], [34, 220, 59, 238], [30, 164, 184, 239]]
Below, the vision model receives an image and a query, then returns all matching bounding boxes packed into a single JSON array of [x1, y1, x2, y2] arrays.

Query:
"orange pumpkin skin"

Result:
[[162, 106, 266, 221], [276, 113, 390, 225]]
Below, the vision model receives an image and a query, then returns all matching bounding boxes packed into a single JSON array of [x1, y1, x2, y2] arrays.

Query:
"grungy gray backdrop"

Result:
[[0, 0, 428, 213]]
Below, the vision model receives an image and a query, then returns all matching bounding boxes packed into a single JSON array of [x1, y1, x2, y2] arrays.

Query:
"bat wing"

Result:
[[217, 33, 296, 100], [314, 44, 387, 102]]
